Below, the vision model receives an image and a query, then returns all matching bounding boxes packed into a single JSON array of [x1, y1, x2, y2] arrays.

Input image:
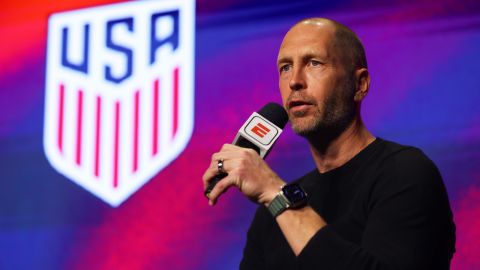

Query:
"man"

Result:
[[202, 18, 455, 269]]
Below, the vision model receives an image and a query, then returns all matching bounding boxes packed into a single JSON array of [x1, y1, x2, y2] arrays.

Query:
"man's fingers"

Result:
[[203, 152, 227, 189], [202, 165, 218, 189], [202, 144, 252, 203], [203, 157, 238, 190], [220, 143, 244, 151], [207, 174, 235, 205]]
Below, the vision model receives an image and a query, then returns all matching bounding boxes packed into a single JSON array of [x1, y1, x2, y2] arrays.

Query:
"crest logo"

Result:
[[43, 0, 195, 206]]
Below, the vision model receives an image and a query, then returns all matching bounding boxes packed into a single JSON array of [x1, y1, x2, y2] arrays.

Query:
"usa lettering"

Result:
[[44, 0, 195, 206], [60, 11, 179, 83]]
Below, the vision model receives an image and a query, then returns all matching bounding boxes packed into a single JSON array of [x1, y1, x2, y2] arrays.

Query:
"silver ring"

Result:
[[217, 159, 225, 174]]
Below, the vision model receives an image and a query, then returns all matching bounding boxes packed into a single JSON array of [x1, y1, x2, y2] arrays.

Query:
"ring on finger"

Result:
[[217, 159, 226, 174]]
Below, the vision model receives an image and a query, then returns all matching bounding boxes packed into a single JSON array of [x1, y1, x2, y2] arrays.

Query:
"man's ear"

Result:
[[354, 68, 370, 102]]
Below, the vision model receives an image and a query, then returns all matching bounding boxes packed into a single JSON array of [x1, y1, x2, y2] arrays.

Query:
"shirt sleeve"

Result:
[[296, 148, 456, 270], [239, 207, 268, 270]]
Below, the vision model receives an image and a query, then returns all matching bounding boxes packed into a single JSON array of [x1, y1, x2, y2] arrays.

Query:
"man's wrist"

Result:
[[267, 183, 308, 218], [261, 183, 285, 207]]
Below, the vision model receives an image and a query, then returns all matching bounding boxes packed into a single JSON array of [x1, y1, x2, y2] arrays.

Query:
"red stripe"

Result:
[[113, 101, 120, 188], [58, 84, 65, 153], [94, 96, 102, 177], [75, 90, 83, 165], [133, 90, 140, 172], [152, 79, 159, 156], [173, 67, 179, 138]]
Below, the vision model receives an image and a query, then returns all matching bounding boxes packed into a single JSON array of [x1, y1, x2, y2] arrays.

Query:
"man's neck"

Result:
[[307, 118, 375, 173]]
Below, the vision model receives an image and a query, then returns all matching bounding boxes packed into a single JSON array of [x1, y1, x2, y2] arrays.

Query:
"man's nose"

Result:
[[289, 67, 306, 91]]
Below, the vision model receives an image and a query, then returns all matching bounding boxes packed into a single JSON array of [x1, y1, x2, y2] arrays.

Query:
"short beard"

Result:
[[290, 76, 356, 141]]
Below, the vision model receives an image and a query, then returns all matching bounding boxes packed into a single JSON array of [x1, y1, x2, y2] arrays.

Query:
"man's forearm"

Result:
[[275, 206, 327, 256]]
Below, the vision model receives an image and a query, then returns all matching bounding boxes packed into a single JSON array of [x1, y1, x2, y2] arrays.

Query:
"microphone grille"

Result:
[[257, 103, 288, 129]]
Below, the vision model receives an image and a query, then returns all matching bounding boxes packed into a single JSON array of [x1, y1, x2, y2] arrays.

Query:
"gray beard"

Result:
[[290, 79, 356, 139]]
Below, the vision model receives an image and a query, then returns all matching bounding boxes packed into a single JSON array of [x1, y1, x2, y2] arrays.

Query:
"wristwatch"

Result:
[[268, 183, 308, 218]]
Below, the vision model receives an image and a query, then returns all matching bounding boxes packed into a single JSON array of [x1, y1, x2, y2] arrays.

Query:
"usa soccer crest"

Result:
[[43, 0, 195, 206]]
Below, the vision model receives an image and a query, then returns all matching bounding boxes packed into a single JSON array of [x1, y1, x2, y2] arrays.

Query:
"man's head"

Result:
[[277, 18, 370, 138]]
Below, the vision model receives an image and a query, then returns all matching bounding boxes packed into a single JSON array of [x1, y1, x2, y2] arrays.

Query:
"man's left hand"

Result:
[[202, 144, 285, 206]]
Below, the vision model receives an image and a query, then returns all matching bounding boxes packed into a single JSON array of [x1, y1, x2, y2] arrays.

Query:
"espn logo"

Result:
[[251, 123, 270, 138], [244, 116, 278, 146]]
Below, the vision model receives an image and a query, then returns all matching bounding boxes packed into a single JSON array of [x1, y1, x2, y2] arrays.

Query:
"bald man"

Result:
[[202, 18, 455, 270]]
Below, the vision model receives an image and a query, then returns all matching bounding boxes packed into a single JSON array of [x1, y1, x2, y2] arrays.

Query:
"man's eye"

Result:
[[310, 60, 322, 66], [280, 64, 291, 72]]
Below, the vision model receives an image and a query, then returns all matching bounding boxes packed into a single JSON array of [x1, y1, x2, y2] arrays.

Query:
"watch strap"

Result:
[[268, 192, 289, 218]]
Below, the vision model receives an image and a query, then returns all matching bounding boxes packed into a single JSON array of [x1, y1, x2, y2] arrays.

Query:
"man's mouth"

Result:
[[288, 100, 313, 112]]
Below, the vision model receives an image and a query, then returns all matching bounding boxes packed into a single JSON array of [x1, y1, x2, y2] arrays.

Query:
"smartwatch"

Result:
[[268, 183, 308, 218]]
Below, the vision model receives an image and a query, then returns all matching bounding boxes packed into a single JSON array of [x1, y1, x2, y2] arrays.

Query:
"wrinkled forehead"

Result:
[[277, 22, 338, 62]]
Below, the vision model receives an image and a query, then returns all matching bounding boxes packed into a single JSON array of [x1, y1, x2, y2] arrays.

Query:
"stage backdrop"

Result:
[[1, 0, 479, 269]]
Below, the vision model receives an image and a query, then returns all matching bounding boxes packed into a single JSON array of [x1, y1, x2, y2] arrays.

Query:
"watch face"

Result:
[[282, 183, 307, 207]]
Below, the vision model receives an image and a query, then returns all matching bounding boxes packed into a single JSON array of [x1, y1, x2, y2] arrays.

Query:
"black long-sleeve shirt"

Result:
[[240, 138, 455, 270]]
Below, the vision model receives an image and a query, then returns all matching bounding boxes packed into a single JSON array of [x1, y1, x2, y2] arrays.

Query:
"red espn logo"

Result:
[[251, 123, 270, 138]]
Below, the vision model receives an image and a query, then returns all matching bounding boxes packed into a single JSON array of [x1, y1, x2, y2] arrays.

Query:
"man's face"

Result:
[[277, 22, 356, 137]]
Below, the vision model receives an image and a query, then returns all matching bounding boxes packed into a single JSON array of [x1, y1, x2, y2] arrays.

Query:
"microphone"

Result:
[[204, 102, 288, 197]]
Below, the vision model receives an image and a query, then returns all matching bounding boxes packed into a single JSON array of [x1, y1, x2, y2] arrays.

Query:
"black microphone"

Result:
[[204, 102, 288, 197]]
